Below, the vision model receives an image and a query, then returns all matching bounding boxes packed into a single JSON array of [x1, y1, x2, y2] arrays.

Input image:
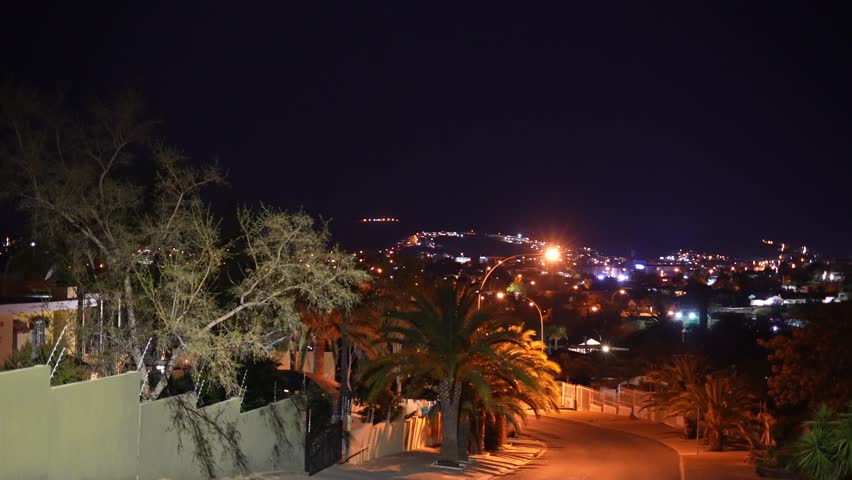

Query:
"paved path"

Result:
[[502, 415, 680, 480]]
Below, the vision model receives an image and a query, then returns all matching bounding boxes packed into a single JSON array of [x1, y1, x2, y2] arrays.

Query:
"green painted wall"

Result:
[[0, 365, 50, 480], [238, 399, 304, 474], [139, 396, 305, 480], [0, 367, 307, 480], [47, 371, 140, 480]]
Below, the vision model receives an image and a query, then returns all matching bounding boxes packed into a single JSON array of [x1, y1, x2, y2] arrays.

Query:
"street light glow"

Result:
[[602, 345, 611, 353], [544, 247, 560, 261], [496, 291, 505, 300]]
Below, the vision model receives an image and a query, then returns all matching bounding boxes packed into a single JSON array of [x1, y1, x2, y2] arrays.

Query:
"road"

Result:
[[502, 415, 681, 480]]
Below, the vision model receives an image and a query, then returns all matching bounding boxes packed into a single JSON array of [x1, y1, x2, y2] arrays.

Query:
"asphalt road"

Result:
[[502, 415, 681, 480]]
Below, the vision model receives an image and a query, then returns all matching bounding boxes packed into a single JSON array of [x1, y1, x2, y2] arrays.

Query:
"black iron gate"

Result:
[[305, 415, 342, 475]]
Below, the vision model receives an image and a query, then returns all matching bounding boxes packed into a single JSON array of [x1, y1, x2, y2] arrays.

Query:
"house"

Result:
[[0, 296, 97, 366]]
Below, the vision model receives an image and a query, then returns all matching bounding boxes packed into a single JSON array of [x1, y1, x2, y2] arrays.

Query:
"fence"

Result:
[[345, 414, 441, 465], [0, 365, 306, 480], [0, 364, 446, 479], [557, 381, 685, 428]]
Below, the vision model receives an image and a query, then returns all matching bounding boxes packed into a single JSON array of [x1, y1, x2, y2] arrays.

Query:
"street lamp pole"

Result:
[[476, 247, 560, 310], [523, 296, 545, 348]]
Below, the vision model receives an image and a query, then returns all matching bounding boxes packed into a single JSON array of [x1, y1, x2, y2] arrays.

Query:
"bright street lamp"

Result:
[[544, 247, 560, 262], [477, 247, 560, 309], [612, 289, 627, 301]]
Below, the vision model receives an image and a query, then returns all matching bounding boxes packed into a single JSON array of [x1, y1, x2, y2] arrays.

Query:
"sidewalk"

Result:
[[544, 410, 759, 480], [227, 438, 545, 480]]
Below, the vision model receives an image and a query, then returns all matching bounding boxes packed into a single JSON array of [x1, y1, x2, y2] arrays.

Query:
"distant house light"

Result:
[[634, 264, 645, 270]]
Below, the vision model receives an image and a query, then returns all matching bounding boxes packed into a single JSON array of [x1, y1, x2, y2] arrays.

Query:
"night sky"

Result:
[[3, 3, 851, 256]]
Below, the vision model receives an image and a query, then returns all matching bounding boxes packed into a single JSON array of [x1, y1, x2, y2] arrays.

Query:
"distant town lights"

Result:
[[361, 218, 400, 223]]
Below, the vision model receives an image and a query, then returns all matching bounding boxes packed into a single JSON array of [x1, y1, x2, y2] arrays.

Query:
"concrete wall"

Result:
[[0, 365, 306, 480], [0, 365, 50, 480], [238, 398, 305, 474], [140, 395, 306, 480], [48, 372, 141, 480], [138, 394, 246, 480]]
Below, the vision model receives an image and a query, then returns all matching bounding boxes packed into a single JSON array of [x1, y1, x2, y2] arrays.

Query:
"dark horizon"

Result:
[[3, 3, 851, 257]]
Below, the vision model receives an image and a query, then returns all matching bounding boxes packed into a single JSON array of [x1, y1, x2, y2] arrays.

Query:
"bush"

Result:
[[2, 342, 88, 385], [793, 404, 852, 480]]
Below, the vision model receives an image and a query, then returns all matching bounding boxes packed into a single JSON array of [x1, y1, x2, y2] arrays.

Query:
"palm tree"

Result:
[[546, 324, 567, 352], [362, 284, 528, 467], [794, 403, 852, 480], [476, 337, 561, 451], [643, 354, 706, 413], [668, 372, 757, 451]]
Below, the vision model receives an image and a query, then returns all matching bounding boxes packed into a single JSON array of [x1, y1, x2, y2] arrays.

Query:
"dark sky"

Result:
[[3, 3, 851, 256]]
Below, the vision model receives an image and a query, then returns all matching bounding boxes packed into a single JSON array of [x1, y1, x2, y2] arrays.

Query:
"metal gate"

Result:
[[305, 416, 342, 475]]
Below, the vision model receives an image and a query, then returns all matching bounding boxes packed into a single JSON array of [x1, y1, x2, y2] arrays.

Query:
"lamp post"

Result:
[[477, 247, 560, 309], [525, 297, 545, 349], [493, 292, 546, 350]]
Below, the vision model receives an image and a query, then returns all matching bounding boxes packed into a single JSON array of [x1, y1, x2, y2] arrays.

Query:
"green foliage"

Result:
[[359, 283, 560, 464], [506, 281, 526, 296], [643, 354, 706, 412], [669, 372, 758, 451], [794, 404, 852, 480], [644, 356, 761, 451], [1, 85, 367, 401], [2, 342, 88, 386]]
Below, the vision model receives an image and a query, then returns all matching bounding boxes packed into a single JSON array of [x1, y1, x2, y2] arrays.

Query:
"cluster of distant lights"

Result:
[[361, 218, 399, 223]]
